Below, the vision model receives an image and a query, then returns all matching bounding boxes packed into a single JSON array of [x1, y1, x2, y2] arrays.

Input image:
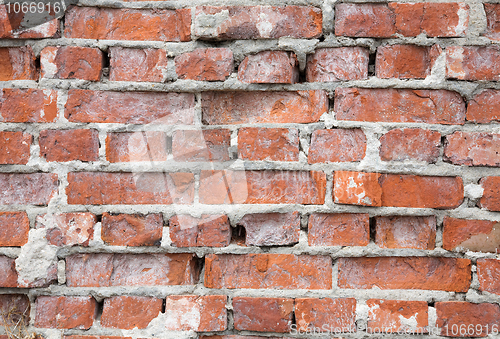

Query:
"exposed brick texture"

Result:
[[0, 46, 37, 80], [101, 213, 162, 246], [169, 214, 231, 247], [367, 299, 428, 333], [40, 46, 103, 81], [39, 129, 99, 162], [34, 296, 97, 329], [238, 51, 299, 83], [110, 47, 168, 82], [0, 131, 31, 164], [175, 48, 233, 81], [379, 129, 441, 163], [238, 127, 299, 161], [308, 213, 369, 246], [306, 47, 369, 81], [375, 216, 436, 250]]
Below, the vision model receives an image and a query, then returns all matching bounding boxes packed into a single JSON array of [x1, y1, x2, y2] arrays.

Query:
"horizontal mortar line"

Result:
[[76, 0, 324, 9]]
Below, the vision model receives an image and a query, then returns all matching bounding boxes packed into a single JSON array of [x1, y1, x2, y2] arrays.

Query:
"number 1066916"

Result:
[[5, 2, 62, 14]]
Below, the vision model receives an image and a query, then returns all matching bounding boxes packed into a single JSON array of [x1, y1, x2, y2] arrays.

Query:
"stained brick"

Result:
[[306, 47, 369, 81], [308, 213, 370, 247], [169, 214, 231, 247]]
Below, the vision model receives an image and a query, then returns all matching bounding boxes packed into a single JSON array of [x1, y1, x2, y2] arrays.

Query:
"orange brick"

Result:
[[238, 127, 299, 162], [175, 48, 233, 81], [308, 129, 366, 163], [308, 213, 369, 247], [164, 295, 227, 331], [375, 216, 436, 250], [169, 215, 231, 247], [0, 131, 31, 165], [0, 46, 37, 80], [238, 51, 298, 84], [233, 297, 293, 332]]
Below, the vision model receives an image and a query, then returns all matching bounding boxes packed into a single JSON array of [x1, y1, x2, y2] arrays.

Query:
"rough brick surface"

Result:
[[446, 46, 500, 80], [0, 131, 31, 165], [36, 213, 96, 247], [175, 48, 233, 81], [110, 47, 168, 82], [477, 259, 500, 295], [308, 213, 370, 247], [205, 253, 332, 289], [0, 46, 37, 80], [0, 89, 57, 123], [0, 6, 59, 38], [338, 257, 471, 291], [367, 299, 428, 333], [34, 296, 97, 329], [238, 127, 299, 161], [0, 255, 17, 287], [0, 212, 29, 246], [233, 297, 293, 332], [237, 211, 300, 246], [376, 45, 440, 79], [295, 298, 356, 332], [375, 216, 436, 250], [39, 129, 99, 162], [101, 213, 162, 246], [0, 294, 30, 325], [306, 47, 369, 82], [467, 89, 500, 123], [308, 129, 366, 163], [379, 129, 441, 163], [443, 217, 499, 253], [0, 173, 58, 205], [484, 3, 500, 40], [101, 296, 162, 329], [169, 214, 231, 247], [172, 129, 231, 162], [436, 302, 500, 337], [164, 295, 227, 331], [106, 132, 168, 163], [238, 51, 299, 84], [444, 132, 500, 167], [479, 177, 500, 212], [40, 46, 103, 81]]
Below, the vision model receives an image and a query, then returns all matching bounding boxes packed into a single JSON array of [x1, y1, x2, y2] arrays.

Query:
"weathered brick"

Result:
[[164, 295, 227, 331], [36, 213, 96, 247], [0, 173, 58, 205], [202, 91, 327, 124], [0, 255, 17, 287], [379, 129, 441, 163], [479, 177, 500, 212], [194, 6, 322, 39], [39, 129, 99, 162], [335, 88, 465, 124], [238, 51, 299, 84], [101, 296, 162, 329], [65, 7, 191, 41], [308, 213, 369, 247], [175, 48, 233, 81], [0, 6, 59, 38], [443, 217, 499, 253], [199, 170, 326, 204], [237, 211, 300, 246], [169, 215, 231, 247], [200, 336, 290, 339], [467, 89, 500, 123], [477, 259, 500, 295], [34, 296, 96, 329], [101, 213, 162, 246], [233, 297, 293, 332], [66, 253, 199, 287], [484, 3, 500, 40], [367, 299, 428, 334], [65, 90, 195, 124], [238, 127, 299, 162], [0, 89, 57, 123], [308, 129, 366, 164], [205, 253, 332, 289], [0, 131, 31, 165], [338, 257, 471, 292], [376, 45, 441, 79], [0, 212, 29, 247], [106, 132, 168, 163], [110, 47, 168, 82], [40, 46, 103, 81], [306, 47, 369, 82], [0, 294, 30, 325], [333, 171, 464, 208], [436, 302, 500, 337], [446, 46, 500, 80], [0, 46, 37, 80], [295, 298, 356, 333], [375, 216, 436, 250], [444, 132, 500, 167], [67, 172, 194, 205], [172, 129, 231, 162], [65, 336, 131, 339]]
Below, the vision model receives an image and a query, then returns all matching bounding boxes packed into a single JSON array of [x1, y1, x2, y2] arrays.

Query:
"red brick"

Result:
[[66, 253, 199, 287], [308, 129, 366, 163], [0, 294, 30, 325], [484, 3, 500, 40], [0, 88, 57, 123], [36, 213, 96, 247], [237, 211, 299, 246], [65, 337, 131, 339], [477, 259, 500, 295], [40, 46, 103, 81], [0, 131, 31, 165], [65, 90, 195, 124], [443, 217, 499, 253], [333, 171, 463, 208], [335, 3, 469, 38], [295, 298, 356, 333], [0, 212, 29, 247], [0, 46, 37, 80], [34, 296, 96, 329], [338, 257, 471, 292], [175, 48, 233, 81], [375, 216, 436, 250], [238, 127, 299, 162], [335, 88, 465, 124], [306, 47, 369, 81], [238, 51, 298, 84], [110, 47, 168, 82], [194, 6, 322, 39], [164, 295, 227, 331], [444, 131, 500, 167], [0, 255, 17, 287], [467, 89, 500, 123], [67, 172, 194, 205], [446, 46, 500, 80], [40, 129, 99, 162], [367, 299, 428, 334], [376, 45, 441, 79], [436, 302, 500, 337], [172, 129, 231, 162], [65, 7, 190, 41], [199, 170, 326, 204], [101, 213, 162, 246], [0, 173, 58, 205], [106, 132, 168, 163], [233, 297, 293, 332], [379, 129, 441, 163], [205, 253, 331, 289], [202, 91, 327, 124], [0, 6, 59, 38], [169, 214, 230, 247], [101, 296, 162, 329], [308, 213, 369, 247], [479, 176, 500, 211]]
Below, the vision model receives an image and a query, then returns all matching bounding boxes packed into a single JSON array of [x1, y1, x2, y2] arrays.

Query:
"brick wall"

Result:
[[0, 0, 500, 338]]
